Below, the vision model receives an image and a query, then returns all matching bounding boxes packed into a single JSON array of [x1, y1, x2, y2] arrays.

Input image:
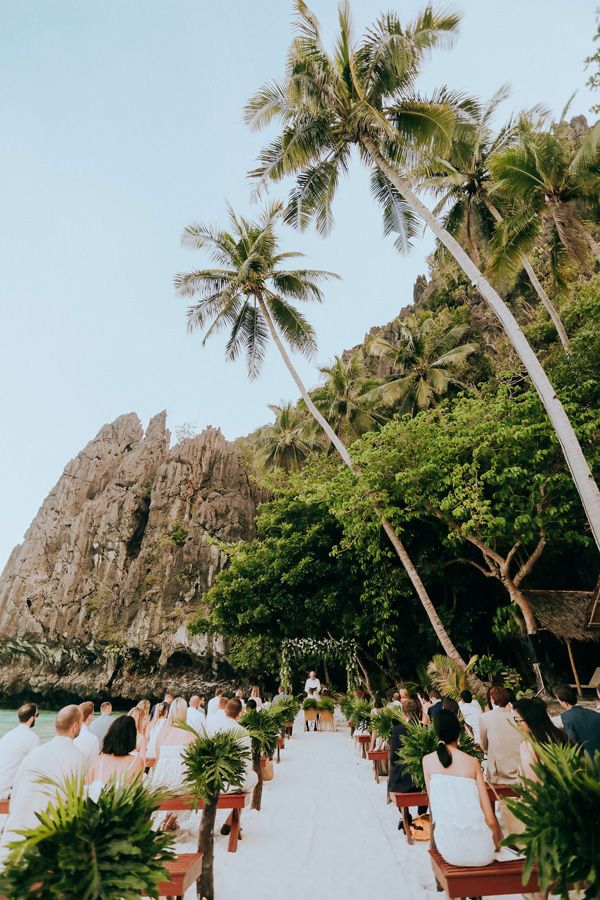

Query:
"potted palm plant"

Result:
[[339, 693, 357, 734], [396, 720, 481, 791], [181, 729, 249, 900], [318, 695, 335, 731], [239, 707, 280, 811], [303, 696, 319, 730], [0, 775, 175, 899], [504, 741, 600, 898]]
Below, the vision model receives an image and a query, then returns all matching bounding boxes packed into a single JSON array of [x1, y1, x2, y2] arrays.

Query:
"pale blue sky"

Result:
[[0, 0, 597, 569]]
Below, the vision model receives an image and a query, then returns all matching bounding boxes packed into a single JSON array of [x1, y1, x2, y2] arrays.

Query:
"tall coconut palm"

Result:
[[416, 87, 571, 350], [245, 0, 600, 551], [367, 314, 477, 414], [489, 123, 600, 278], [311, 353, 384, 442], [257, 402, 321, 471], [175, 204, 486, 692]]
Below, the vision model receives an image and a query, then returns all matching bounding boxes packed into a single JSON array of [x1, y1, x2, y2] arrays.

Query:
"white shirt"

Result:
[[208, 715, 256, 791], [0, 724, 40, 799], [206, 709, 229, 735], [1, 736, 84, 851], [73, 724, 100, 769], [186, 706, 206, 733], [459, 699, 483, 743], [206, 696, 222, 716], [304, 677, 321, 695]]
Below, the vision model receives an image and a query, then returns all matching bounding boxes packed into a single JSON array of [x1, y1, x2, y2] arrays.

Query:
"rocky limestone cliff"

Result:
[[0, 412, 265, 702]]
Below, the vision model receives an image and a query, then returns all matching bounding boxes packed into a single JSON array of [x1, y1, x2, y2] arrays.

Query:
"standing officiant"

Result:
[[304, 670, 321, 696]]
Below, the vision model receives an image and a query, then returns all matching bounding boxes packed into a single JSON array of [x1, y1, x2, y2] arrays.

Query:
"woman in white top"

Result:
[[423, 710, 502, 867], [152, 698, 195, 791], [249, 686, 263, 709], [87, 716, 144, 801], [145, 701, 169, 759], [128, 707, 148, 764]]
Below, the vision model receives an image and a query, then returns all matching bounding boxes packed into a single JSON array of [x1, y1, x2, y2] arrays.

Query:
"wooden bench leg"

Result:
[[228, 807, 241, 853], [403, 807, 413, 845]]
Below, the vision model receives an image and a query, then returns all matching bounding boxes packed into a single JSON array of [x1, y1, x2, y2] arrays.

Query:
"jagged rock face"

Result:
[[0, 413, 264, 701]]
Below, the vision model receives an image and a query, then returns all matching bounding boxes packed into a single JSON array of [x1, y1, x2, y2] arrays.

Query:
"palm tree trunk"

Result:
[[197, 795, 218, 900], [483, 196, 571, 352], [256, 295, 487, 696], [251, 754, 263, 811], [362, 135, 600, 552]]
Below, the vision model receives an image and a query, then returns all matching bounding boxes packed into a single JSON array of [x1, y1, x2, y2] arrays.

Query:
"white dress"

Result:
[[146, 720, 166, 758], [151, 745, 187, 792], [429, 774, 495, 867]]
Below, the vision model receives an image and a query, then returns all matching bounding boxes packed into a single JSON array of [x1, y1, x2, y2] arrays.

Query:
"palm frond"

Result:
[[370, 166, 419, 253]]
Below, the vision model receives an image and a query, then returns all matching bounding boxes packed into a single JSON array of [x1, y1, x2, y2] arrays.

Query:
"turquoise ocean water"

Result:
[[0, 708, 125, 743]]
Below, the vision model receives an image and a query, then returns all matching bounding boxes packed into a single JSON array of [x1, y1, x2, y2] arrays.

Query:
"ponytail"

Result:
[[436, 739, 452, 768], [433, 709, 461, 768]]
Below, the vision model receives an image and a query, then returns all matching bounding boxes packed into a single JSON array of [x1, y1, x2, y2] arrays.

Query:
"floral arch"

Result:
[[279, 637, 359, 692]]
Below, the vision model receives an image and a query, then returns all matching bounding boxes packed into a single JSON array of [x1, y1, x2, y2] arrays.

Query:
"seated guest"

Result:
[[554, 684, 600, 758], [459, 690, 483, 744], [0, 703, 40, 799], [146, 701, 169, 759], [249, 685, 263, 709], [150, 690, 174, 719], [479, 686, 521, 784], [207, 696, 230, 733], [73, 701, 100, 768], [206, 688, 223, 717], [152, 698, 195, 790], [211, 699, 258, 792], [513, 698, 571, 781], [246, 699, 257, 711], [186, 695, 206, 732], [128, 707, 148, 763], [87, 716, 145, 800], [442, 697, 459, 716], [234, 689, 247, 708], [136, 699, 151, 731], [388, 692, 402, 708], [427, 688, 443, 719], [89, 701, 113, 743], [0, 706, 84, 856], [272, 686, 287, 706], [388, 700, 422, 794], [423, 710, 502, 866]]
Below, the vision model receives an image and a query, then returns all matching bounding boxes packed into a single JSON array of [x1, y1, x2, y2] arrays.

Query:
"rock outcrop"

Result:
[[0, 413, 265, 702]]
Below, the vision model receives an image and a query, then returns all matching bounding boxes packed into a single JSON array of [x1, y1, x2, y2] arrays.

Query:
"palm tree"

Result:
[[239, 707, 279, 810], [489, 123, 600, 283], [367, 314, 478, 414], [257, 402, 321, 472], [311, 353, 384, 442], [175, 204, 486, 693], [245, 0, 600, 551], [417, 87, 571, 350]]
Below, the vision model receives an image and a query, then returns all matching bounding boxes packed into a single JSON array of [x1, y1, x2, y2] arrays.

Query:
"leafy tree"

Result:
[[311, 353, 384, 441], [0, 776, 175, 900], [181, 730, 249, 900], [367, 311, 478, 413], [256, 402, 321, 472], [246, 0, 600, 550]]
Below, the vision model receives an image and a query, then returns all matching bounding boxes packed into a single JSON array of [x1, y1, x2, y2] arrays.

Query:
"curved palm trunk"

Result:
[[256, 295, 487, 696], [197, 793, 219, 900], [362, 136, 600, 553], [483, 197, 571, 352]]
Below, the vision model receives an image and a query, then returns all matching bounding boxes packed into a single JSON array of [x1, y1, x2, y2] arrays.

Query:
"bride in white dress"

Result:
[[422, 709, 502, 867]]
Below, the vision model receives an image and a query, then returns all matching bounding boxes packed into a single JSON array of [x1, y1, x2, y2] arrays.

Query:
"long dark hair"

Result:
[[433, 710, 461, 768], [514, 698, 571, 746], [102, 715, 137, 757]]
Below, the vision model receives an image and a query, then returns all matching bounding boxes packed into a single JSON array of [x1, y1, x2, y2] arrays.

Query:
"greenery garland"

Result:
[[279, 637, 359, 692]]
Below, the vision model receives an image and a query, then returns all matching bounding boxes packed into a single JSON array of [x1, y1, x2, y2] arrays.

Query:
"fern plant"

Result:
[[371, 707, 404, 744], [302, 698, 319, 711], [318, 696, 335, 713], [239, 707, 279, 811], [427, 654, 479, 700], [351, 699, 373, 733], [504, 741, 600, 899], [181, 728, 250, 900], [339, 694, 356, 723], [396, 721, 482, 791], [0, 775, 175, 900]]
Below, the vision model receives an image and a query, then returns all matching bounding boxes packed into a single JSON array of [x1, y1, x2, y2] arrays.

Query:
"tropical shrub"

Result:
[[302, 698, 319, 711], [318, 696, 335, 713], [396, 720, 481, 791], [0, 776, 175, 900], [504, 741, 600, 899], [351, 699, 373, 733], [427, 654, 479, 700], [339, 694, 356, 723], [473, 654, 504, 682], [371, 707, 404, 744], [239, 707, 279, 811], [182, 729, 250, 900]]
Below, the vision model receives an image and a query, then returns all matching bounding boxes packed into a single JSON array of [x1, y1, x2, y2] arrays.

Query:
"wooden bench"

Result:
[[393, 785, 517, 845], [155, 852, 203, 900], [355, 734, 370, 758], [0, 799, 9, 815], [429, 846, 539, 899], [366, 748, 388, 783], [158, 792, 248, 853]]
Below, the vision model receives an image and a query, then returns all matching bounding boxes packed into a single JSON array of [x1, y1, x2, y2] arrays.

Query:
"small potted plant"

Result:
[[396, 720, 481, 791], [181, 728, 250, 900], [240, 707, 280, 810], [303, 696, 319, 730], [318, 695, 335, 731], [0, 775, 175, 899]]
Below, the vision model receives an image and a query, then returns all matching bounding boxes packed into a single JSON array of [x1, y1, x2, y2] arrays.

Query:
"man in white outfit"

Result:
[[186, 695, 206, 733], [0, 704, 40, 799], [211, 698, 257, 792], [206, 696, 229, 734], [458, 690, 483, 744], [0, 705, 85, 856], [304, 671, 321, 696], [73, 701, 100, 768], [206, 689, 223, 717]]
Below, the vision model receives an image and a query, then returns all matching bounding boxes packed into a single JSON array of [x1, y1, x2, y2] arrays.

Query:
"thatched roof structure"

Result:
[[523, 581, 600, 643]]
